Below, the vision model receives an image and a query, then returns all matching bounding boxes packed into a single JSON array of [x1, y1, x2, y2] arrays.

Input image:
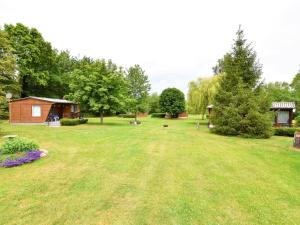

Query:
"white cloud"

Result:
[[1, 0, 300, 95]]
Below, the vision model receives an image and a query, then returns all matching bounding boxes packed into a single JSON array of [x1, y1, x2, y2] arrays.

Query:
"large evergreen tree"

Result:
[[211, 27, 272, 138]]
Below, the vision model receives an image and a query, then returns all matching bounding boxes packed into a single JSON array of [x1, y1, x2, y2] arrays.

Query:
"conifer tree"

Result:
[[211, 27, 272, 138]]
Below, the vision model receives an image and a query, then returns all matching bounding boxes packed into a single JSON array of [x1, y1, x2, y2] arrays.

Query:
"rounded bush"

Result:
[[61, 118, 88, 126], [0, 138, 39, 154], [159, 88, 185, 118], [273, 127, 300, 137]]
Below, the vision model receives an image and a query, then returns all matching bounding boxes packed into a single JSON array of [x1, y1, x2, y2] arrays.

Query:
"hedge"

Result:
[[60, 118, 88, 126], [273, 127, 300, 137], [151, 113, 165, 118]]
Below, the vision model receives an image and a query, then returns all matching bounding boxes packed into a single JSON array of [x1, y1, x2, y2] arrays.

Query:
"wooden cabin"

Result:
[[9, 97, 80, 124], [270, 102, 295, 127], [207, 102, 296, 128]]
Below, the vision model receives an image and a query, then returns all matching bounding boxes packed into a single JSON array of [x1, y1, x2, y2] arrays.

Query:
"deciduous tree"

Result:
[[4, 23, 54, 97], [126, 65, 151, 122], [159, 88, 185, 118], [291, 71, 300, 113], [148, 92, 161, 113], [263, 82, 293, 102], [187, 75, 220, 118], [0, 29, 19, 118], [68, 58, 128, 124]]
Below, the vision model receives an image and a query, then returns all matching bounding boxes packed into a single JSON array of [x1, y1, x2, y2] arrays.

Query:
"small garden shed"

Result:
[[9, 97, 80, 124], [270, 102, 295, 127], [207, 102, 296, 128]]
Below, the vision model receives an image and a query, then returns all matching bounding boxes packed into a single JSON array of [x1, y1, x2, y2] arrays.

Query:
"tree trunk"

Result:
[[100, 112, 104, 124], [135, 112, 138, 122]]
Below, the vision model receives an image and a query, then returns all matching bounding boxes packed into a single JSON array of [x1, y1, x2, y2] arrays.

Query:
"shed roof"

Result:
[[11, 96, 75, 104], [271, 102, 295, 109]]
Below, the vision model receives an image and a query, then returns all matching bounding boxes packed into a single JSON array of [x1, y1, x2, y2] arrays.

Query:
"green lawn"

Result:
[[0, 117, 300, 225]]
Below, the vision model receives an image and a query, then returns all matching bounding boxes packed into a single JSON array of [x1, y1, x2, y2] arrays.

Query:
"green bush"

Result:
[[60, 118, 88, 126], [118, 114, 135, 118], [60, 118, 80, 126], [159, 88, 185, 117], [0, 138, 39, 154], [294, 115, 300, 127], [79, 118, 88, 124], [273, 127, 300, 137], [151, 113, 165, 118]]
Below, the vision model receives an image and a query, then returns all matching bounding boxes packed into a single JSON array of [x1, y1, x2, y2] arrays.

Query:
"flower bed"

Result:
[[0, 137, 46, 168], [1, 150, 43, 168]]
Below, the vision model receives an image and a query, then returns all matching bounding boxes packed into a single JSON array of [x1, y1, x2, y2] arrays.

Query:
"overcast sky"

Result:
[[1, 0, 300, 94]]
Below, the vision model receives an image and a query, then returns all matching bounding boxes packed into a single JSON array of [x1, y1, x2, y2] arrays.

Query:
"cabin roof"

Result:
[[11, 96, 75, 104], [271, 102, 295, 109]]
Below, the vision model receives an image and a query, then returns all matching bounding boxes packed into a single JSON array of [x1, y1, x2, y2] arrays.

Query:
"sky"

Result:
[[1, 0, 300, 95]]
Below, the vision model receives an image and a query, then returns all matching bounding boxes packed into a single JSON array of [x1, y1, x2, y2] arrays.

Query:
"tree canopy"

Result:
[[68, 58, 128, 124], [263, 82, 293, 102], [159, 88, 185, 117], [126, 65, 151, 121], [148, 92, 161, 114], [187, 75, 220, 118], [0, 29, 18, 118], [4, 23, 55, 97]]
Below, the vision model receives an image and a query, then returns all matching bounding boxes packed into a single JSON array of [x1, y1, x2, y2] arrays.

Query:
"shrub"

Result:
[[151, 113, 165, 118], [60, 118, 88, 126], [0, 138, 39, 154], [79, 118, 88, 124], [60, 119, 80, 126], [294, 115, 300, 127], [273, 127, 300, 137]]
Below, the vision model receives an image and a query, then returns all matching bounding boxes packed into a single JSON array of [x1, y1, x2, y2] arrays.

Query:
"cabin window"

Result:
[[71, 104, 77, 113], [278, 111, 289, 124], [32, 105, 41, 117]]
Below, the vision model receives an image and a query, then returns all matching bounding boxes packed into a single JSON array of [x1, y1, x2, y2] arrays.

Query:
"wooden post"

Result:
[[275, 110, 278, 127], [9, 102, 11, 124], [289, 109, 293, 127], [293, 132, 300, 148]]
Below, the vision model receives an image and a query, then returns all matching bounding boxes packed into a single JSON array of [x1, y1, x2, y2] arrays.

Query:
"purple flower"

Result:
[[1, 151, 42, 168]]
